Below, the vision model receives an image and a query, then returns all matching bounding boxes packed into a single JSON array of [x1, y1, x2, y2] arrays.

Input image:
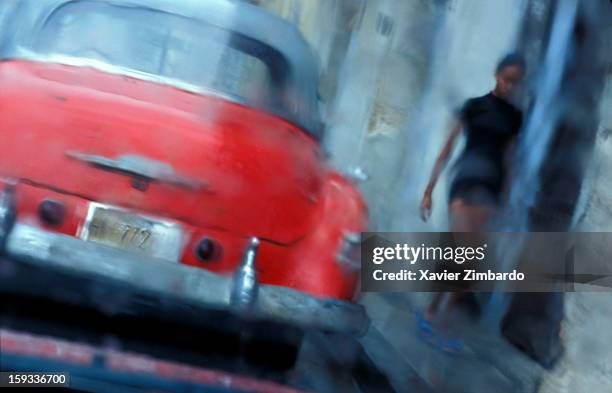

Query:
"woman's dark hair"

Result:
[[496, 53, 526, 73]]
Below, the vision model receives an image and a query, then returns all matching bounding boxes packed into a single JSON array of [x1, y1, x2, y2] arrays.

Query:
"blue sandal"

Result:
[[415, 310, 463, 355], [415, 310, 437, 346], [416, 310, 433, 333]]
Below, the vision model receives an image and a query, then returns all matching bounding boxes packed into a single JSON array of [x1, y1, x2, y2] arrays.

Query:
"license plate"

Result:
[[80, 203, 184, 261]]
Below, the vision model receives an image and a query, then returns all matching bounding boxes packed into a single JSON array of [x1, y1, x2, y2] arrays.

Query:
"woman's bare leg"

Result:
[[449, 198, 498, 232], [424, 198, 497, 322], [426, 293, 446, 319], [442, 198, 497, 317]]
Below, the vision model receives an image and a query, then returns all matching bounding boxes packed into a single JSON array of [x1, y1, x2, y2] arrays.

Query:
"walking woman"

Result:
[[418, 54, 526, 342]]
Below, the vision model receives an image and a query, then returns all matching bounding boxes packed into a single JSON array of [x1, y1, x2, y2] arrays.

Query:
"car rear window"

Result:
[[34, 1, 286, 106]]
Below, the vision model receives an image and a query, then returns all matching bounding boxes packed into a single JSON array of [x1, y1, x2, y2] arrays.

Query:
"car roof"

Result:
[[37, 0, 318, 80], [3, 0, 323, 138]]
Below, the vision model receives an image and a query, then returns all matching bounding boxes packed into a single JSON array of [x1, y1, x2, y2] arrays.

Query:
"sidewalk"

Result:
[[359, 293, 543, 393], [538, 292, 612, 393]]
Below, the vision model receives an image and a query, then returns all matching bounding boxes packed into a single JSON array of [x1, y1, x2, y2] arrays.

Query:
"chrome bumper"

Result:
[[0, 222, 369, 336]]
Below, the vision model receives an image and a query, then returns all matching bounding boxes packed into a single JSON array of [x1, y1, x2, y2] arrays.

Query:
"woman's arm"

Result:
[[420, 118, 463, 221], [424, 119, 462, 195]]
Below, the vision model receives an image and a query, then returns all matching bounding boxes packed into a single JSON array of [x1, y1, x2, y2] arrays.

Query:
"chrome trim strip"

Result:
[[65, 150, 209, 191]]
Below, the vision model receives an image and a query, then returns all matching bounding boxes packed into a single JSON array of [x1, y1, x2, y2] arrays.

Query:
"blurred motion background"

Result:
[[253, 0, 612, 392]]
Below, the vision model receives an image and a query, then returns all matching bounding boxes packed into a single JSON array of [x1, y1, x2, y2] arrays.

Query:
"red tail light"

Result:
[[38, 199, 66, 226]]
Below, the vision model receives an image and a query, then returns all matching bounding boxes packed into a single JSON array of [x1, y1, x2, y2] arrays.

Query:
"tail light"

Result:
[[38, 199, 66, 226], [194, 237, 221, 262]]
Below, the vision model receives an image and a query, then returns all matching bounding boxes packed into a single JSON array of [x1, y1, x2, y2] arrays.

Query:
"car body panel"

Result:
[[0, 0, 368, 301], [0, 61, 323, 245]]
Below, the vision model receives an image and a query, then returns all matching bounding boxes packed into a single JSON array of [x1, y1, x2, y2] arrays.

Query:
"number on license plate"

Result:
[[80, 203, 184, 261]]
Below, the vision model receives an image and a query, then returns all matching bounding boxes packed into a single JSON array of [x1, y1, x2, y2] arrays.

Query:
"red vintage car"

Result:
[[0, 0, 368, 335]]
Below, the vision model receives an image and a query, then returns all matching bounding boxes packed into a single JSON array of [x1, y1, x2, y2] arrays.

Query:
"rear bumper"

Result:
[[0, 222, 369, 336]]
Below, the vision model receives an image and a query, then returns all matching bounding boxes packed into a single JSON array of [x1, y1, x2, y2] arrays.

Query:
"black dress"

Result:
[[449, 92, 523, 205]]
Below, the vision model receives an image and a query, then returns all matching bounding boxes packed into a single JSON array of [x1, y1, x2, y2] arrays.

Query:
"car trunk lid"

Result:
[[0, 61, 324, 245]]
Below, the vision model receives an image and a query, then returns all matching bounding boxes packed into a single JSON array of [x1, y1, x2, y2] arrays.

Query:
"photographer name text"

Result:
[[370, 244, 525, 282]]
